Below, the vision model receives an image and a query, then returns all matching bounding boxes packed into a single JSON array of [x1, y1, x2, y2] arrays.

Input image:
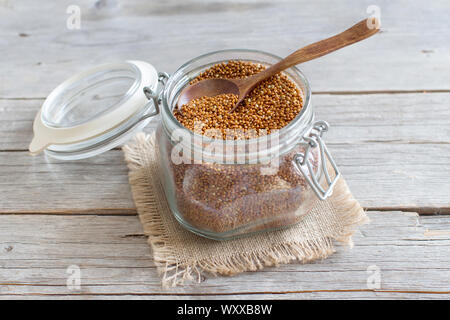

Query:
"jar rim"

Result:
[[161, 49, 313, 150]]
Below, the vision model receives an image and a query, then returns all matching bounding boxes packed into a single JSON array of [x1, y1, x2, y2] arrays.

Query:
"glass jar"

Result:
[[29, 50, 340, 240], [156, 50, 339, 239]]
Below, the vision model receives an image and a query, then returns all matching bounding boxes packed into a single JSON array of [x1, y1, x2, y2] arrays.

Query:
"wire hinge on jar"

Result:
[[293, 120, 341, 200], [141, 72, 170, 120]]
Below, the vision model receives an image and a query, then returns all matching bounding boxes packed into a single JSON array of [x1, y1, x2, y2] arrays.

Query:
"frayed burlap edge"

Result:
[[123, 132, 368, 287]]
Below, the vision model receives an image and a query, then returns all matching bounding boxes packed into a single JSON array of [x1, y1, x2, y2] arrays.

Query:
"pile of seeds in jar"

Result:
[[166, 146, 319, 235], [167, 60, 319, 236], [173, 60, 303, 138]]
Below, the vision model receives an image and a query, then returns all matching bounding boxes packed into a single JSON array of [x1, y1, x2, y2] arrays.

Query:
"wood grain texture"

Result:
[[1, 0, 450, 300], [0, 143, 449, 214], [2, 293, 450, 300], [0, 150, 135, 214], [1, 0, 450, 99], [1, 93, 449, 213], [0, 212, 449, 299]]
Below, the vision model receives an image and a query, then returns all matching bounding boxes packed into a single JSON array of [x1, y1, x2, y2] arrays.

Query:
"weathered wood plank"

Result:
[[1, 141, 449, 213], [0, 145, 449, 213], [333, 143, 450, 212], [0, 150, 135, 214], [3, 92, 450, 151], [2, 293, 450, 300], [0, 212, 449, 299], [1, 0, 450, 99], [315, 93, 450, 145], [0, 99, 43, 151]]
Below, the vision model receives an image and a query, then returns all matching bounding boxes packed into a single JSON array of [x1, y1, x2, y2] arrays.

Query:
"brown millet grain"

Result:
[[173, 60, 303, 139], [163, 60, 318, 238]]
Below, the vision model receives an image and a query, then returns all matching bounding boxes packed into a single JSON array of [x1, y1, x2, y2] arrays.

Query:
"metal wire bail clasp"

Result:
[[141, 72, 170, 120], [293, 120, 341, 200]]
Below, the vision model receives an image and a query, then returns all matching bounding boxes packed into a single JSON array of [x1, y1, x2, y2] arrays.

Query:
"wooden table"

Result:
[[1, 0, 449, 299]]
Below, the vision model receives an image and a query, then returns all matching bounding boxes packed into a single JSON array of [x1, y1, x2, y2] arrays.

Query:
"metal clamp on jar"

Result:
[[294, 120, 340, 201]]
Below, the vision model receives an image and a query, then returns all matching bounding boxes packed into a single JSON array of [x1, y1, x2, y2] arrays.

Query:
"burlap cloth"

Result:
[[123, 133, 368, 287]]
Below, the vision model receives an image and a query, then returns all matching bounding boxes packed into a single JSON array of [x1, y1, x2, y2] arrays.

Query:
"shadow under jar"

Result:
[[156, 50, 340, 240]]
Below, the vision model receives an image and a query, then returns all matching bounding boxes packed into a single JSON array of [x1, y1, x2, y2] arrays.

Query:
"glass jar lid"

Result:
[[29, 60, 159, 156]]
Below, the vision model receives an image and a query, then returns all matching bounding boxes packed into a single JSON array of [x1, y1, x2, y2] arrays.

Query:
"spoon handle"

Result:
[[238, 18, 380, 92]]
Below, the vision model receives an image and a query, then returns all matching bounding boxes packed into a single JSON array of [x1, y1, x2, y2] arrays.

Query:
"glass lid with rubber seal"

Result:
[[29, 60, 165, 160]]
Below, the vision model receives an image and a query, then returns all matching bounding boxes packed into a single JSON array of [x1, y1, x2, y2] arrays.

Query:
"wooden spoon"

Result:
[[177, 18, 379, 112]]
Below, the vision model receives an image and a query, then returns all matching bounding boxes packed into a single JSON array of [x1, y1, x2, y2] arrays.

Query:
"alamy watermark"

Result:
[[366, 265, 381, 290], [66, 265, 81, 291], [366, 5, 381, 29], [169, 122, 283, 174], [66, 5, 81, 30]]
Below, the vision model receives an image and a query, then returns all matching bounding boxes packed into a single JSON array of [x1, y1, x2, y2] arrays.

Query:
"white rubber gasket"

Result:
[[29, 60, 158, 155]]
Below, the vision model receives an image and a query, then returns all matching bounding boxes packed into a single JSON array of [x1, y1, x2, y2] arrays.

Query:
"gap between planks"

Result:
[[1, 289, 450, 297], [0, 209, 443, 216], [1, 208, 449, 216], [3, 139, 450, 153], [2, 89, 450, 101]]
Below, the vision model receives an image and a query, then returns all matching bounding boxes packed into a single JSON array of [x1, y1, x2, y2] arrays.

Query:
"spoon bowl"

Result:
[[177, 78, 240, 107]]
